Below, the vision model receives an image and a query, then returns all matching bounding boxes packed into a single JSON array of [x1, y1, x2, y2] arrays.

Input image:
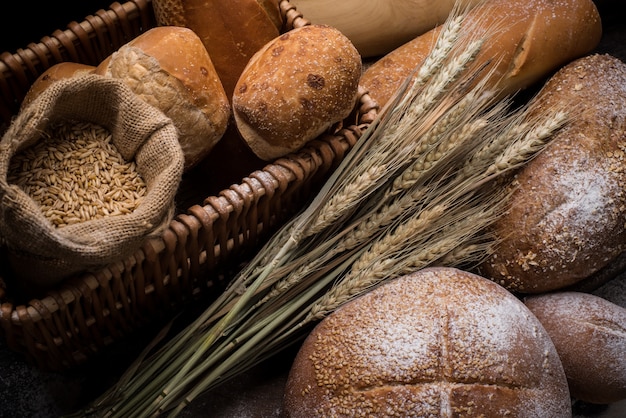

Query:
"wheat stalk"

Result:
[[74, 4, 572, 417]]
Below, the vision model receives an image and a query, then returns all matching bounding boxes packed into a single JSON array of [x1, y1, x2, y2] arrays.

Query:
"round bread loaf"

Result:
[[21, 62, 95, 109], [283, 267, 571, 417], [232, 24, 362, 161], [524, 291, 626, 404], [95, 26, 231, 171], [359, 0, 602, 109], [479, 54, 626, 294], [151, 0, 282, 100]]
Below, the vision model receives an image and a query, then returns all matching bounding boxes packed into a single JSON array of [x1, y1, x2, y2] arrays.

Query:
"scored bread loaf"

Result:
[[479, 53, 626, 294], [359, 0, 602, 109], [151, 0, 283, 100], [290, 0, 484, 58], [94, 26, 230, 171], [283, 267, 571, 417], [232, 24, 362, 161], [524, 291, 626, 404]]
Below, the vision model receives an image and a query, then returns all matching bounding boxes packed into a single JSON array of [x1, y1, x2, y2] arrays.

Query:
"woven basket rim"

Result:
[[0, 0, 380, 371]]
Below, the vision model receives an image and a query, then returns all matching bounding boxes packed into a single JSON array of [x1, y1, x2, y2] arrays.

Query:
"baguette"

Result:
[[359, 0, 602, 109], [290, 0, 483, 57]]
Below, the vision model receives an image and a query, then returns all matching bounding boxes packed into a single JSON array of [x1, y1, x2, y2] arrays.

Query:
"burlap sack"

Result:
[[0, 74, 184, 290]]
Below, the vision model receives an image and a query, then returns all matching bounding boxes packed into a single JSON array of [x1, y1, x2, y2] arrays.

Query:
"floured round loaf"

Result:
[[232, 24, 362, 161], [524, 291, 626, 404], [359, 0, 602, 109], [479, 54, 626, 294], [95, 26, 230, 171], [21, 62, 95, 109], [283, 267, 571, 417]]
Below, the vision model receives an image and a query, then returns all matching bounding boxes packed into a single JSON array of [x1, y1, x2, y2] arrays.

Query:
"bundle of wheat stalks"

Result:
[[79, 7, 569, 418]]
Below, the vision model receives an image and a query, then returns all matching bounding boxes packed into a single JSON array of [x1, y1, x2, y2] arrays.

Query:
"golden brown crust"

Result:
[[232, 24, 362, 161], [290, 0, 484, 58], [21, 62, 95, 109], [480, 54, 626, 294], [283, 267, 571, 417], [95, 26, 230, 171], [151, 0, 282, 100], [359, 0, 602, 109], [524, 291, 626, 404]]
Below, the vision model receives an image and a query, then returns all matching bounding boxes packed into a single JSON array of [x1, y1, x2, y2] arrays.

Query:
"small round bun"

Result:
[[524, 291, 626, 404], [95, 26, 231, 171], [479, 54, 626, 294], [21, 62, 95, 109], [283, 267, 571, 417], [232, 24, 362, 161]]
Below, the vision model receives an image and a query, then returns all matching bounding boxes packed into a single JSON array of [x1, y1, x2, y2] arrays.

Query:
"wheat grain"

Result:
[[7, 121, 146, 227]]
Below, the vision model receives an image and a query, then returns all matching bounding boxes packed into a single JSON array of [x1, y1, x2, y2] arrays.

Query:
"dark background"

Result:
[[0, 1, 115, 55]]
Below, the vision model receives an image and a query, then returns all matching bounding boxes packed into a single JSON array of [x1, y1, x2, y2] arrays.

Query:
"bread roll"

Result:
[[151, 0, 282, 100], [359, 0, 602, 109], [21, 62, 95, 109], [479, 54, 626, 294], [95, 26, 230, 171], [232, 24, 362, 161], [524, 291, 626, 404], [290, 0, 483, 58], [283, 267, 571, 417]]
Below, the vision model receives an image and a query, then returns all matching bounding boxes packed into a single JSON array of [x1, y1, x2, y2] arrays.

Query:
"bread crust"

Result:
[[151, 0, 282, 99], [524, 291, 626, 404], [283, 267, 571, 417], [359, 0, 602, 109], [290, 0, 484, 58], [21, 62, 96, 109], [95, 26, 230, 171], [232, 24, 362, 161], [480, 54, 626, 293]]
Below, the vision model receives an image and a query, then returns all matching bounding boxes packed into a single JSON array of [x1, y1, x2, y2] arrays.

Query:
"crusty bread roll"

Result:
[[359, 0, 602, 109], [151, 0, 282, 100], [283, 267, 571, 417], [524, 291, 626, 404], [95, 26, 230, 171], [232, 24, 362, 161], [479, 54, 626, 294], [21, 62, 95, 109], [290, 0, 483, 58]]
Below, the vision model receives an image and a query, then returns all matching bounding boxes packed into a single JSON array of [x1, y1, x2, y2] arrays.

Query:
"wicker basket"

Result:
[[0, 0, 379, 371]]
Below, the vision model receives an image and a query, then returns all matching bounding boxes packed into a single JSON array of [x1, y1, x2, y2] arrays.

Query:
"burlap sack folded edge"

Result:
[[0, 74, 185, 288]]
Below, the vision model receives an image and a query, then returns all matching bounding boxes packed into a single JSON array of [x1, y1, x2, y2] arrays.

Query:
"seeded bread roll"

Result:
[[151, 0, 282, 100], [232, 24, 362, 161], [21, 62, 95, 109], [359, 0, 602, 109], [95, 26, 230, 171], [479, 54, 626, 294], [524, 291, 626, 404], [283, 267, 571, 417]]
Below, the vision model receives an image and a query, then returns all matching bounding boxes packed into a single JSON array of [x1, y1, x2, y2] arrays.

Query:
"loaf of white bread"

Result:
[[359, 0, 602, 109], [289, 0, 485, 57], [94, 26, 231, 171], [150, 0, 283, 100], [479, 53, 626, 294], [283, 267, 571, 417]]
